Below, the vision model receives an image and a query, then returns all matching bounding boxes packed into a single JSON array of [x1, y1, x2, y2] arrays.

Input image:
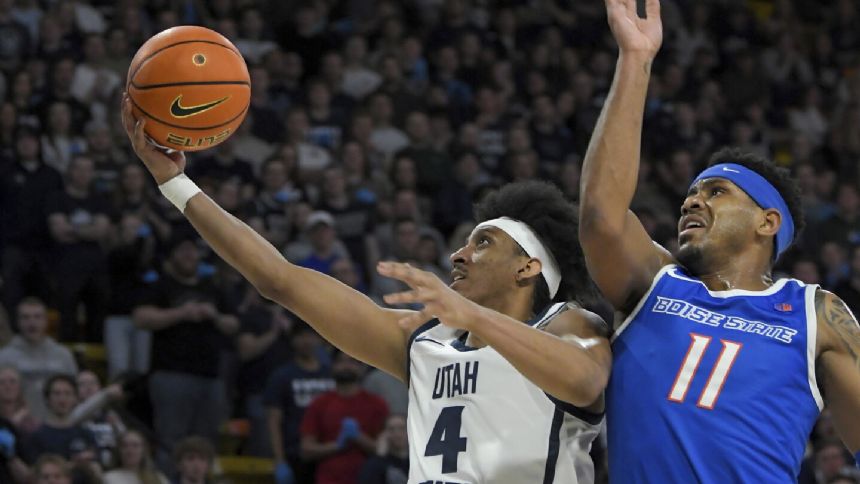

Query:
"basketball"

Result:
[[126, 26, 250, 152]]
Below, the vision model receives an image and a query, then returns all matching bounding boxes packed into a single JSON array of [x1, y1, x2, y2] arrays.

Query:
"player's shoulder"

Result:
[[813, 287, 859, 353], [543, 303, 611, 340]]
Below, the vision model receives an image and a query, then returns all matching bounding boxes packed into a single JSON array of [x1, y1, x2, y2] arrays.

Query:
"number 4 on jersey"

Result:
[[668, 333, 742, 409], [425, 406, 467, 473]]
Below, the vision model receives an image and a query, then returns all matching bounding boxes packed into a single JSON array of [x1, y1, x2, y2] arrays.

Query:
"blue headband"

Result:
[[691, 163, 795, 260]]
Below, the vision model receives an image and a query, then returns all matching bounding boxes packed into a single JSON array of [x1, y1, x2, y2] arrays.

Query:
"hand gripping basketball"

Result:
[[122, 93, 185, 186]]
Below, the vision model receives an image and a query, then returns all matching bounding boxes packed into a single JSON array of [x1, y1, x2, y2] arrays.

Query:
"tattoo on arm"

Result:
[[816, 289, 860, 369]]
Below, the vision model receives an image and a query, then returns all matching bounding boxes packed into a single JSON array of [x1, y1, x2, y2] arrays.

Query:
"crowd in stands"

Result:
[[0, 0, 859, 483]]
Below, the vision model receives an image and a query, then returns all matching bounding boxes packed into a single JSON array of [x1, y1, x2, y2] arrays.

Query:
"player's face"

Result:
[[676, 178, 763, 274], [449, 227, 528, 305]]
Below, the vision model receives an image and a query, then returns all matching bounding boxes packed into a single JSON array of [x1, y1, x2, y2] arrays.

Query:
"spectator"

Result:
[[811, 439, 860, 484], [46, 153, 112, 342], [300, 351, 388, 484], [0, 415, 31, 483], [817, 184, 860, 247], [76, 370, 125, 469], [112, 163, 172, 241], [104, 211, 157, 379], [33, 454, 72, 484], [362, 368, 407, 418], [285, 211, 350, 276], [395, 111, 452, 195], [246, 65, 284, 144], [132, 234, 239, 454], [25, 375, 98, 462], [172, 436, 215, 484], [234, 7, 276, 65], [317, 165, 377, 275], [368, 93, 409, 162], [0, 298, 78, 419], [69, 33, 121, 115], [341, 35, 382, 100], [0, 124, 63, 313], [235, 285, 293, 457], [284, 107, 333, 176], [84, 119, 128, 195], [40, 100, 86, 172], [0, 0, 31, 75], [833, 245, 860, 316], [0, 365, 40, 436], [103, 430, 169, 484], [248, 154, 304, 247], [187, 139, 256, 201], [357, 414, 408, 484], [341, 141, 385, 204], [265, 323, 334, 484], [433, 150, 485, 237], [306, 79, 348, 151]]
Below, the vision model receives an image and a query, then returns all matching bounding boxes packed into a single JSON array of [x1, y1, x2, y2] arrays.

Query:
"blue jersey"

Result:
[[607, 265, 823, 483]]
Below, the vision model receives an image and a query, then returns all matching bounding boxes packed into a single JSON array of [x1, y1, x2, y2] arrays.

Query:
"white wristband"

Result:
[[158, 173, 201, 213]]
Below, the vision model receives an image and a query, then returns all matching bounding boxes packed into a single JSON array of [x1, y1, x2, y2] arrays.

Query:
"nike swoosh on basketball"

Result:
[[169, 95, 230, 118]]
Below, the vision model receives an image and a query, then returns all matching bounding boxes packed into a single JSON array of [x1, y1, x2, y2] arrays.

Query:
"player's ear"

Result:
[[516, 258, 544, 282], [758, 209, 781, 238]]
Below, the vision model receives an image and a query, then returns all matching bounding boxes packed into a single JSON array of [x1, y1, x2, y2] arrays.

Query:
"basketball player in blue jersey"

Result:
[[578, 0, 860, 482], [120, 96, 611, 483]]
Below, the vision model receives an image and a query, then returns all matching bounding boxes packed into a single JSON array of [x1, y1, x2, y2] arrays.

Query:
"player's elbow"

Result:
[[579, 205, 625, 241], [561, 366, 609, 407]]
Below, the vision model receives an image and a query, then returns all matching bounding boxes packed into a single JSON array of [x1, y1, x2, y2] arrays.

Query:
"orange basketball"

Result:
[[126, 26, 250, 152]]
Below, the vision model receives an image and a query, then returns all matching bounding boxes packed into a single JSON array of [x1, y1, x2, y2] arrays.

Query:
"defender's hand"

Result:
[[121, 93, 186, 185], [606, 0, 662, 57], [378, 261, 482, 330]]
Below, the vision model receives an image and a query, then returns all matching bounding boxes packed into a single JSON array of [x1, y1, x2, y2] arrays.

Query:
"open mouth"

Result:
[[679, 216, 707, 237]]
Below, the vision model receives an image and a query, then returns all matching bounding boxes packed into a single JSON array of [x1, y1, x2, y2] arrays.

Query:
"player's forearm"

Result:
[[182, 192, 410, 380], [580, 52, 653, 234], [184, 194, 293, 296], [469, 308, 609, 407]]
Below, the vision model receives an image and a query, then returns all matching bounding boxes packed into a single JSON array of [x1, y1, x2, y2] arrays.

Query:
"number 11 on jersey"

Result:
[[668, 333, 743, 409]]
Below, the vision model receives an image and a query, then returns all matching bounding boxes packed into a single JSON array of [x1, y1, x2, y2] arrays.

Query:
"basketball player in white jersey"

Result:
[[121, 96, 611, 483]]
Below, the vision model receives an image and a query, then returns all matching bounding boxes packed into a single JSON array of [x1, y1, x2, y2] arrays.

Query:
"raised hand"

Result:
[[605, 0, 662, 57], [121, 93, 186, 185], [377, 261, 481, 331]]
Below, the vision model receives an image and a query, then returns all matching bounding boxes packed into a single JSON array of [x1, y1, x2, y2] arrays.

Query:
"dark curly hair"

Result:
[[706, 147, 806, 260], [473, 180, 596, 313]]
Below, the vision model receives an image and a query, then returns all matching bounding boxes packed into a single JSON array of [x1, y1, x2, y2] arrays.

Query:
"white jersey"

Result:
[[407, 302, 603, 484]]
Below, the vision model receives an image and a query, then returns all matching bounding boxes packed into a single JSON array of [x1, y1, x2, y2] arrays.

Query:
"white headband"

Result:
[[474, 217, 561, 298]]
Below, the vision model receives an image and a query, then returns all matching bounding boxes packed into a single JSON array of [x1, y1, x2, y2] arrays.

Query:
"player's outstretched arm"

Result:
[[579, 0, 672, 313], [121, 95, 415, 382], [816, 290, 860, 457], [379, 262, 611, 407]]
